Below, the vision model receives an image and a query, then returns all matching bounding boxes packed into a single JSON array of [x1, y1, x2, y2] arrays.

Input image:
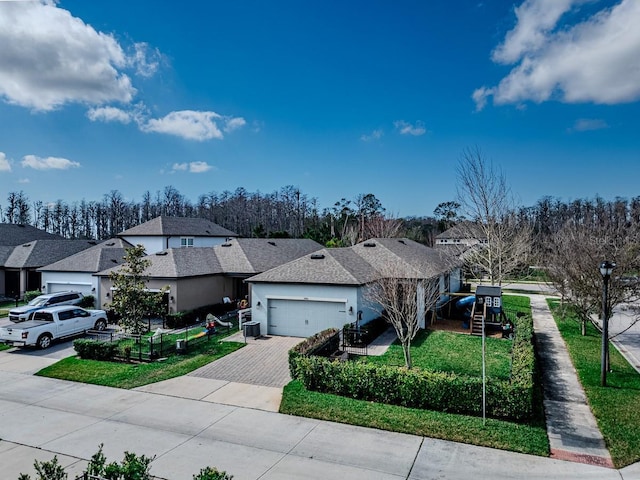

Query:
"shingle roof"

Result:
[[0, 223, 63, 246], [248, 238, 460, 285], [435, 222, 486, 240], [215, 238, 323, 274], [118, 216, 238, 238], [95, 238, 322, 279], [4, 240, 97, 269], [38, 238, 133, 273]]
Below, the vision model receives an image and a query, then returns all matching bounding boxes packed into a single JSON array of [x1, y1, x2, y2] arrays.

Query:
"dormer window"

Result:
[[181, 237, 194, 248]]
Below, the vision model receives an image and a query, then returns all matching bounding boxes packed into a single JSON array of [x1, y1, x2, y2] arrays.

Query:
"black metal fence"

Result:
[[341, 327, 368, 356], [85, 315, 236, 362]]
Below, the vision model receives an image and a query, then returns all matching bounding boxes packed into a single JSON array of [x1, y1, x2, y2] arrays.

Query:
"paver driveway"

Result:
[[189, 333, 301, 387]]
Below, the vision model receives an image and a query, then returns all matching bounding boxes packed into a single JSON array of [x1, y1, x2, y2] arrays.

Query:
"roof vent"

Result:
[[105, 242, 115, 246], [398, 239, 406, 245], [205, 230, 210, 234], [111, 259, 118, 263], [88, 240, 97, 245], [310, 253, 325, 260], [156, 251, 168, 256], [23, 243, 31, 247], [268, 241, 276, 246], [221, 243, 232, 247], [363, 242, 376, 247]]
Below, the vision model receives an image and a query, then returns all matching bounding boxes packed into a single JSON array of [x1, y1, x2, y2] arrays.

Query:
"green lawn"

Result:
[[281, 294, 549, 456], [548, 299, 640, 468], [0, 343, 11, 352], [364, 329, 512, 380], [37, 339, 244, 389]]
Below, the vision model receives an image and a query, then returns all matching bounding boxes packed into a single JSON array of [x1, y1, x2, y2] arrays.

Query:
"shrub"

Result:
[[193, 466, 234, 480], [79, 294, 96, 308], [289, 314, 537, 422], [73, 339, 118, 361], [24, 290, 42, 302], [288, 328, 339, 378]]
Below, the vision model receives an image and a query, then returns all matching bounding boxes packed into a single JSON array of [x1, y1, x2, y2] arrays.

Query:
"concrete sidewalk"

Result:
[[0, 369, 625, 480], [530, 295, 613, 468]]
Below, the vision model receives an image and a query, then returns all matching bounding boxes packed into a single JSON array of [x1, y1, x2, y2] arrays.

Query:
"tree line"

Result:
[[0, 186, 439, 246]]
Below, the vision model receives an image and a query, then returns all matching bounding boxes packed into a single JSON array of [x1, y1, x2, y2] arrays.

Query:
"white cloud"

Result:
[[224, 117, 246, 133], [87, 106, 133, 124], [21, 155, 81, 170], [142, 110, 226, 141], [172, 161, 213, 173], [130, 42, 162, 78], [18, 178, 30, 184], [475, 0, 640, 109], [568, 118, 609, 132], [394, 120, 426, 136], [0, 152, 11, 172], [360, 129, 384, 142], [0, 1, 137, 111]]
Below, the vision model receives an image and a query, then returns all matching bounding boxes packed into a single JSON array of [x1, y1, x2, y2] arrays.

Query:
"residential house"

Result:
[[247, 238, 462, 338], [434, 222, 487, 247], [1, 239, 97, 298], [0, 224, 65, 298], [38, 238, 133, 303], [118, 216, 238, 254], [96, 238, 322, 314]]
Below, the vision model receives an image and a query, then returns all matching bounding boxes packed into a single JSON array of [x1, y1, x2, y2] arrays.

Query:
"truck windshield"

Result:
[[31, 312, 54, 322]]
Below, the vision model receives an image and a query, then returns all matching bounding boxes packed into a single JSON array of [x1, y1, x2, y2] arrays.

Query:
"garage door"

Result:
[[48, 283, 93, 295], [268, 299, 347, 337]]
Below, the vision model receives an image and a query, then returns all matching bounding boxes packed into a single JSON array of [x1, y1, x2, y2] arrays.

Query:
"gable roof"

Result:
[[38, 238, 133, 273], [248, 238, 460, 286], [4, 239, 97, 269], [435, 222, 487, 240], [0, 223, 63, 246], [96, 238, 323, 279], [118, 216, 238, 238]]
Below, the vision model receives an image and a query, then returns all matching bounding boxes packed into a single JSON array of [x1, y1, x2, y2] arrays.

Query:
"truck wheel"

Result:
[[94, 319, 107, 331], [37, 334, 52, 349]]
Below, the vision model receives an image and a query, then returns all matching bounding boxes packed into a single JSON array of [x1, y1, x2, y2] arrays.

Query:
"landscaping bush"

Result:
[[289, 314, 537, 422], [79, 294, 96, 308], [289, 328, 339, 378], [24, 290, 42, 302], [74, 339, 118, 360]]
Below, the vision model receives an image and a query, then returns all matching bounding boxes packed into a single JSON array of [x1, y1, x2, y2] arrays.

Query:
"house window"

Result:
[[180, 237, 194, 248]]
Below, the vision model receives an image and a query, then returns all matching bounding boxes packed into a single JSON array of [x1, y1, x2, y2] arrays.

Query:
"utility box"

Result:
[[176, 338, 186, 353]]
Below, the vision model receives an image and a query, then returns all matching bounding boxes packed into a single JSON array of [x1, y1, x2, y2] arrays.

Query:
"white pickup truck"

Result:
[[0, 305, 108, 349]]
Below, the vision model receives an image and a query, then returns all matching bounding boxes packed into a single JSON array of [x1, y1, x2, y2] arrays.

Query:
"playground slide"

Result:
[[456, 295, 476, 308], [206, 313, 233, 327]]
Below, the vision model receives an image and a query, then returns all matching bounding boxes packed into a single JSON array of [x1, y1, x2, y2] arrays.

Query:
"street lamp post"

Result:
[[599, 260, 616, 387]]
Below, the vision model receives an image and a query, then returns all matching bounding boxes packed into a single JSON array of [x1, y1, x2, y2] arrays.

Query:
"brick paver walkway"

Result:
[[189, 333, 301, 388]]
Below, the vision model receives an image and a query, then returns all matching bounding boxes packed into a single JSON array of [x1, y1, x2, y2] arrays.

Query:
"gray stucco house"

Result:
[[247, 238, 462, 338]]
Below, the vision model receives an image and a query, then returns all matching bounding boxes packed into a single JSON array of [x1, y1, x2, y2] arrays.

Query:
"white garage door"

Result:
[[268, 299, 347, 337], [48, 283, 93, 295]]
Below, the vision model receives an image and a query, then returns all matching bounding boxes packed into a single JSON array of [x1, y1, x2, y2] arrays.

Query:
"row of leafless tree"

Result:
[[0, 186, 439, 246]]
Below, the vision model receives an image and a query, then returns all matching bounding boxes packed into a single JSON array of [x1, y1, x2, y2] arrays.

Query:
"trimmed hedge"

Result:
[[289, 314, 536, 422], [74, 339, 118, 360], [289, 328, 339, 378]]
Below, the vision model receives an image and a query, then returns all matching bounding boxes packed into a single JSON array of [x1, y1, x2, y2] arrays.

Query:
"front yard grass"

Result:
[[548, 299, 640, 468], [281, 294, 549, 456], [36, 339, 244, 389]]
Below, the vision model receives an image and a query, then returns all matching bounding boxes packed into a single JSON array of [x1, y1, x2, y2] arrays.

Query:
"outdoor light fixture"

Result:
[[257, 301, 261, 307], [349, 306, 354, 314], [106, 292, 110, 298], [170, 296, 175, 303], [599, 260, 616, 387]]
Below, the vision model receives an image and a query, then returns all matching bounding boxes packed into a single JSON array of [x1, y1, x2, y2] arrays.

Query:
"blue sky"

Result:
[[0, 0, 639, 217]]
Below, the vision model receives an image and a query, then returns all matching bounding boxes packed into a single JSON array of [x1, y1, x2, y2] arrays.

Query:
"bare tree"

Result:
[[545, 220, 640, 336], [456, 147, 532, 285], [365, 269, 441, 369]]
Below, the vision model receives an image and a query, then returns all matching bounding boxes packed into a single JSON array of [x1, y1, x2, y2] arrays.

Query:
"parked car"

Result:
[[8, 291, 84, 323], [0, 305, 107, 349]]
